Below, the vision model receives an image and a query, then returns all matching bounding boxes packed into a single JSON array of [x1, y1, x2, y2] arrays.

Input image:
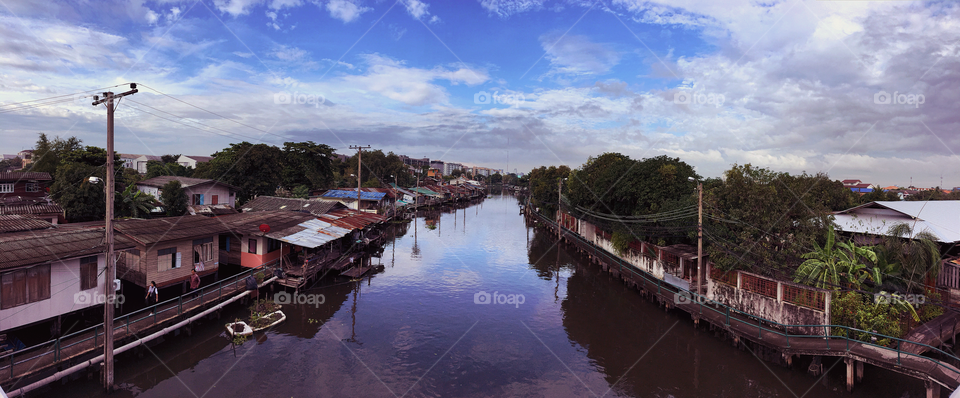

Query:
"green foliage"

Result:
[[160, 180, 188, 216], [830, 291, 862, 330], [195, 142, 284, 204], [611, 230, 632, 256], [918, 290, 945, 322], [883, 223, 941, 293], [830, 291, 905, 346], [29, 133, 82, 176], [705, 165, 847, 276], [145, 160, 192, 179], [292, 185, 310, 199], [527, 165, 571, 217], [281, 141, 335, 190], [119, 185, 156, 218], [344, 150, 415, 188], [490, 173, 503, 184], [49, 163, 107, 222], [795, 225, 878, 290], [362, 179, 382, 188]]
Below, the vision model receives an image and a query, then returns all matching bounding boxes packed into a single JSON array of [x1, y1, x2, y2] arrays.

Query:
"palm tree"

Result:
[[120, 185, 156, 218], [795, 225, 878, 290], [884, 223, 941, 293]]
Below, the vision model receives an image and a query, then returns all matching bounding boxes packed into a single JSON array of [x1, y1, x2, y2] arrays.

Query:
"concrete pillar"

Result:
[[925, 380, 940, 398], [845, 358, 854, 392], [855, 360, 863, 382]]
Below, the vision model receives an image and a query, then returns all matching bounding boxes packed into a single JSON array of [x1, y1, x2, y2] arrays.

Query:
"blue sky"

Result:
[[1, 0, 958, 186]]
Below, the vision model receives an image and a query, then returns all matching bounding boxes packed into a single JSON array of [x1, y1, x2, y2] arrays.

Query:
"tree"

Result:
[[145, 160, 191, 179], [281, 141, 335, 190], [194, 142, 283, 204], [451, 169, 463, 178], [119, 185, 156, 218], [794, 226, 879, 290], [49, 163, 107, 222], [160, 180, 188, 216], [527, 165, 571, 217], [878, 223, 942, 293], [490, 173, 503, 184], [292, 185, 310, 199], [29, 133, 82, 176]]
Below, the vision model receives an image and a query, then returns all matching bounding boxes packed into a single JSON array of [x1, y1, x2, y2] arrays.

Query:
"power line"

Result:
[[0, 84, 134, 114], [124, 100, 279, 145]]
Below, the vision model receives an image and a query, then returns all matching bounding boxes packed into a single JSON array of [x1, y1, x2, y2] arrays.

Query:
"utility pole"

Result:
[[697, 181, 703, 297], [350, 145, 371, 213], [557, 178, 563, 241], [92, 83, 137, 392]]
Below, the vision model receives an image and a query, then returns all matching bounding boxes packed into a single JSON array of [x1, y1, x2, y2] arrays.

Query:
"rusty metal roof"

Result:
[[0, 227, 135, 270], [0, 172, 52, 182], [241, 196, 343, 216], [0, 215, 54, 233], [321, 208, 385, 230], [115, 215, 236, 246], [215, 211, 317, 237]]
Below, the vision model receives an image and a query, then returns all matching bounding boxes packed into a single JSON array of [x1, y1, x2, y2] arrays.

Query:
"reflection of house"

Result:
[[176, 155, 213, 169], [114, 216, 231, 291], [0, 225, 135, 334], [319, 189, 386, 213], [136, 176, 238, 209]]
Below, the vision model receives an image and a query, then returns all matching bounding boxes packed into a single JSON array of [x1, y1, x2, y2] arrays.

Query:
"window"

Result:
[[157, 248, 180, 271], [193, 194, 204, 205], [25, 183, 39, 193], [0, 183, 13, 193], [193, 237, 214, 264], [248, 239, 258, 254], [1, 264, 51, 310], [267, 238, 282, 253], [211, 195, 218, 205], [80, 256, 98, 291]]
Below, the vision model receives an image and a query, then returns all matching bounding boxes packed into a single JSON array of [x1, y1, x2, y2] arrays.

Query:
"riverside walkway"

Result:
[[528, 208, 960, 397], [0, 266, 273, 391]]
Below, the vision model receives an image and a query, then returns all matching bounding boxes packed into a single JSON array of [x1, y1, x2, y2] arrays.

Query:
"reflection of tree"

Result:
[[526, 229, 565, 281]]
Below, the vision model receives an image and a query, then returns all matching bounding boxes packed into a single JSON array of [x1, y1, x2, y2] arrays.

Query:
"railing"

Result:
[[0, 265, 270, 383], [531, 208, 960, 382]]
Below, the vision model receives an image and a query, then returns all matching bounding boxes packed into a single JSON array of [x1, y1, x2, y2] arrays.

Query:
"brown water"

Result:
[[35, 194, 924, 397]]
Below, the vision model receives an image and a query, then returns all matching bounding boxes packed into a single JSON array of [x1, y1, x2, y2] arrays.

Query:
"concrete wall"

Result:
[[705, 270, 830, 335], [0, 255, 106, 330]]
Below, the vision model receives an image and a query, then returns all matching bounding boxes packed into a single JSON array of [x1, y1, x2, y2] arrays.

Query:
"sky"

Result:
[[0, 0, 958, 187]]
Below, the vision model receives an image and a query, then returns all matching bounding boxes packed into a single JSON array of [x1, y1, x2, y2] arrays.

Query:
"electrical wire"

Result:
[[0, 84, 135, 114], [124, 100, 280, 145]]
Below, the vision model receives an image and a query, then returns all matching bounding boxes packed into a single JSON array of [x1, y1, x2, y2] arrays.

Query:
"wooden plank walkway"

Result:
[[0, 273, 268, 390], [341, 266, 372, 279], [902, 312, 960, 355]]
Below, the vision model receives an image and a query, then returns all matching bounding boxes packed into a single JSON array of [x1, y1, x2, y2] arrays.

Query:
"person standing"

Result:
[[146, 281, 158, 313], [190, 269, 201, 299]]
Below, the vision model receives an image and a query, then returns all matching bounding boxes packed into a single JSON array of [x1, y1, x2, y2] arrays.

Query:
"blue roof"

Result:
[[321, 190, 387, 201]]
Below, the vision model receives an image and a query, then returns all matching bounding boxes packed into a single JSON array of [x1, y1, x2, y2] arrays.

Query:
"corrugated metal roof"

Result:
[[834, 200, 960, 243], [188, 204, 238, 216], [0, 203, 63, 216], [0, 215, 54, 233], [321, 190, 387, 201], [266, 218, 354, 248], [115, 215, 236, 245], [0, 227, 136, 270], [0, 172, 52, 181], [215, 211, 316, 236], [411, 187, 440, 196], [241, 196, 343, 216], [321, 208, 386, 230]]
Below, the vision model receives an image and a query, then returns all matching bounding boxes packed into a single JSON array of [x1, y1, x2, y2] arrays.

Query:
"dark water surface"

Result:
[[40, 195, 923, 397]]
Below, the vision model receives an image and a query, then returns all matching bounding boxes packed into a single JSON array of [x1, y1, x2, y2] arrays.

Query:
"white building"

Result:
[[443, 162, 462, 175], [131, 155, 162, 174], [0, 226, 135, 334], [176, 155, 214, 169], [136, 176, 239, 208]]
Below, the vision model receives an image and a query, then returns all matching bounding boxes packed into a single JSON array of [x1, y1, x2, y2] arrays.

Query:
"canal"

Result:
[[37, 194, 925, 397]]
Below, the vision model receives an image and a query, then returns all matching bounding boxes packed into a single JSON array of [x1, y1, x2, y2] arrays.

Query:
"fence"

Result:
[[530, 207, 960, 383], [0, 265, 270, 384]]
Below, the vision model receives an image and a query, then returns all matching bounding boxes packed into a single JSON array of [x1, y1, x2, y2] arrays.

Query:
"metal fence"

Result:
[[0, 265, 270, 383]]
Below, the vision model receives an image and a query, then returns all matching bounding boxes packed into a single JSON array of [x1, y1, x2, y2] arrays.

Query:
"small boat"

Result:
[[225, 321, 253, 337], [251, 310, 286, 332]]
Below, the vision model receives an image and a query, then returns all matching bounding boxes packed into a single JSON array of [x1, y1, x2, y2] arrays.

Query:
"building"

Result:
[[0, 225, 135, 334], [0, 172, 51, 201], [176, 155, 214, 169], [17, 149, 33, 167], [114, 216, 232, 291], [833, 201, 960, 244], [430, 160, 445, 174], [136, 176, 239, 209], [426, 168, 441, 178], [400, 155, 430, 169], [443, 162, 462, 175], [131, 155, 162, 174], [318, 189, 387, 213], [119, 154, 140, 169]]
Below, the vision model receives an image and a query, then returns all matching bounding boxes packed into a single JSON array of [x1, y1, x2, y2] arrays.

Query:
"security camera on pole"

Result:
[[91, 83, 137, 391]]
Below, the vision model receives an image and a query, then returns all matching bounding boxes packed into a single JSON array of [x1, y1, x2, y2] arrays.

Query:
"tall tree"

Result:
[[281, 141, 335, 190], [194, 142, 283, 204], [49, 163, 107, 222], [160, 180, 188, 216]]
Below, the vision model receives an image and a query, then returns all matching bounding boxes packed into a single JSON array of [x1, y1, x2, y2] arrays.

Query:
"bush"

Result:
[[830, 291, 905, 346], [611, 230, 632, 256]]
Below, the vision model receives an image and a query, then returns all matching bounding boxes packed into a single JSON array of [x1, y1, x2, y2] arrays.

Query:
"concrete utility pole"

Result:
[[91, 83, 137, 392], [557, 178, 563, 241], [697, 181, 703, 297], [350, 145, 371, 212]]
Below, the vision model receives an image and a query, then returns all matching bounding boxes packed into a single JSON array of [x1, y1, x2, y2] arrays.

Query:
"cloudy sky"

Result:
[[0, 0, 957, 186]]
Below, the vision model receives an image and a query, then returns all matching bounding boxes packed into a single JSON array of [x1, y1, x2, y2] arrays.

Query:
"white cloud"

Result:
[[479, 0, 546, 17], [213, 0, 263, 16], [539, 33, 620, 77], [402, 0, 439, 23], [325, 0, 370, 23]]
